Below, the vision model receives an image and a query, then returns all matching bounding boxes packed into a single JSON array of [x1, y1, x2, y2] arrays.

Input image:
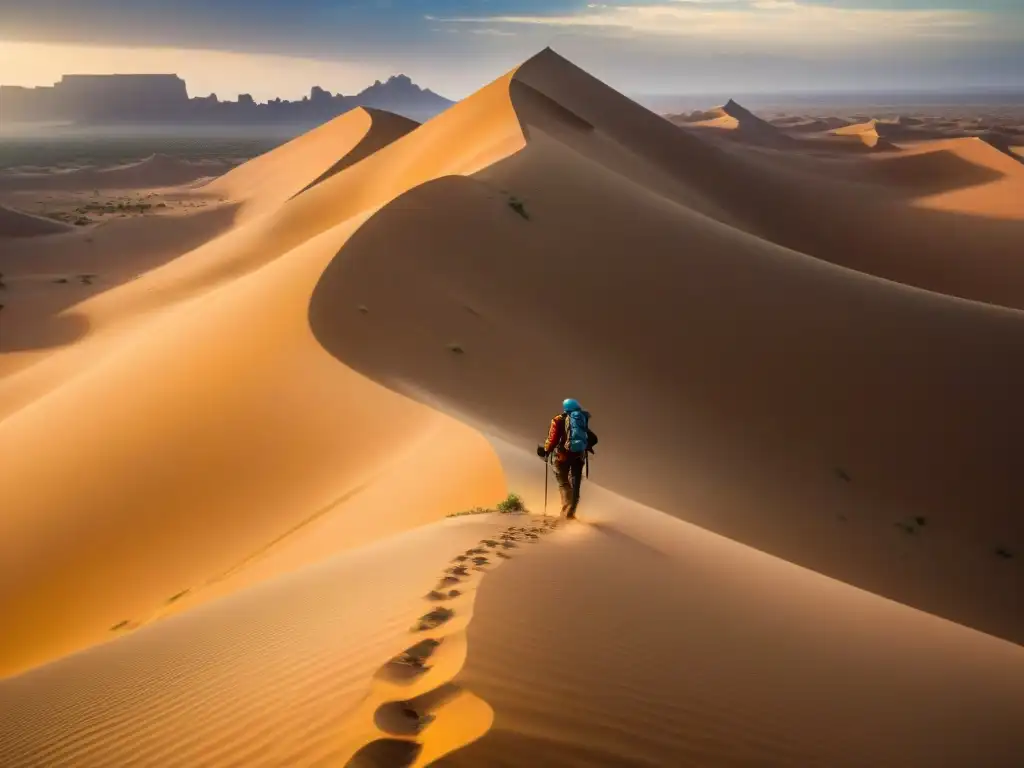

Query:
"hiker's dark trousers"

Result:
[[553, 453, 585, 518]]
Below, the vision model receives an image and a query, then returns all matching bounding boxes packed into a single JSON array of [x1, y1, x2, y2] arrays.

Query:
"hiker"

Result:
[[537, 398, 598, 519]]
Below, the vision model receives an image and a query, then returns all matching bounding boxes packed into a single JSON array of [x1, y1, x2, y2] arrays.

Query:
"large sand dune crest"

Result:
[[311, 49, 1024, 644], [205, 107, 419, 222]]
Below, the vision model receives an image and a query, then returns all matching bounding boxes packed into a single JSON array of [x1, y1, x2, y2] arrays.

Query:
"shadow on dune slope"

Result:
[[0, 205, 238, 366]]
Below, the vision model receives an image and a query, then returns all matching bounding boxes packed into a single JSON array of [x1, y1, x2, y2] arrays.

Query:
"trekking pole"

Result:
[[543, 453, 549, 516]]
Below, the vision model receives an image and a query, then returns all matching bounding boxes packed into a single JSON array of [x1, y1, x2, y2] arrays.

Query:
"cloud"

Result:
[[470, 28, 519, 37], [430, 0, 1017, 48]]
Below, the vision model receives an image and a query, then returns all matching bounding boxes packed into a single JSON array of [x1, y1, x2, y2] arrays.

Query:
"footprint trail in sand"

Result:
[[344, 515, 561, 767]]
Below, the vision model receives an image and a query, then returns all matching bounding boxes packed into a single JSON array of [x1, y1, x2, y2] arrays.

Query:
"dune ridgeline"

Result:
[[1, 49, 1022, 767]]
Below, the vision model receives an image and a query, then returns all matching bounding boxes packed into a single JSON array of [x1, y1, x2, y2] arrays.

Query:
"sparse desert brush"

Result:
[[447, 506, 490, 518], [497, 493, 526, 514], [447, 493, 526, 517]]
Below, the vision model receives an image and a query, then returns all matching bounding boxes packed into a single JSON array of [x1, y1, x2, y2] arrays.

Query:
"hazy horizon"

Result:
[[2, 1, 1022, 102]]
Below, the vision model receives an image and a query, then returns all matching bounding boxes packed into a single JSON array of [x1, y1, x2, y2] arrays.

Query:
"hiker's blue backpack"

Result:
[[564, 409, 590, 454]]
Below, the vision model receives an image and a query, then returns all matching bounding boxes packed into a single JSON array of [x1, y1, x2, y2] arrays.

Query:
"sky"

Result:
[[1, 0, 1022, 101]]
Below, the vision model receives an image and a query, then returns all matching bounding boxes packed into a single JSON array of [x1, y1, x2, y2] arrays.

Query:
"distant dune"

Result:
[[668, 99, 797, 147], [205, 107, 419, 222], [0, 205, 74, 238], [0, 153, 236, 192], [829, 119, 899, 149], [1, 47, 1022, 768]]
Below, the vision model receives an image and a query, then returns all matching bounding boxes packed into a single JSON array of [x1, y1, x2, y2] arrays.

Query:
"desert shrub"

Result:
[[497, 493, 525, 514], [446, 507, 490, 518]]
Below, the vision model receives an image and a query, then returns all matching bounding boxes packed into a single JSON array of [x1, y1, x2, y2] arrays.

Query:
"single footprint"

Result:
[[345, 738, 421, 768], [438, 575, 462, 586], [451, 555, 470, 562], [447, 565, 469, 576], [401, 705, 436, 731], [414, 607, 454, 632], [472, 556, 489, 565], [426, 588, 463, 601], [480, 539, 499, 548], [501, 541, 518, 549], [496, 551, 512, 559], [387, 638, 442, 671], [374, 701, 439, 738]]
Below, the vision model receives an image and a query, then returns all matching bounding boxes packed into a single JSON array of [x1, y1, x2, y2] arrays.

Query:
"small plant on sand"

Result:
[[166, 589, 190, 604], [446, 506, 490, 518], [497, 493, 526, 514], [110, 620, 130, 631]]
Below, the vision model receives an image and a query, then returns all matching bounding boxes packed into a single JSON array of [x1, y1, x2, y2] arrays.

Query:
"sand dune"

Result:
[[827, 119, 898, 149], [309, 49, 1024, 646], [829, 117, 1024, 159], [769, 115, 852, 133], [0, 515, 545, 767], [0, 204, 75, 238], [670, 99, 795, 147], [0, 207, 503, 674], [440, 475, 1024, 768], [205, 107, 418, 222], [2, 46, 1023, 767], [0, 153, 234, 192]]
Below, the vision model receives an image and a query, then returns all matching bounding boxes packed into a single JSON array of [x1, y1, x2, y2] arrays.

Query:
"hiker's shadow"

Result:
[[585, 521, 670, 559]]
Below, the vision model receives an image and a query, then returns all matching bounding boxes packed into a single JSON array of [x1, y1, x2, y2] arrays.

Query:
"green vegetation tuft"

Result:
[[447, 507, 490, 518], [497, 493, 526, 514], [447, 492, 527, 518]]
